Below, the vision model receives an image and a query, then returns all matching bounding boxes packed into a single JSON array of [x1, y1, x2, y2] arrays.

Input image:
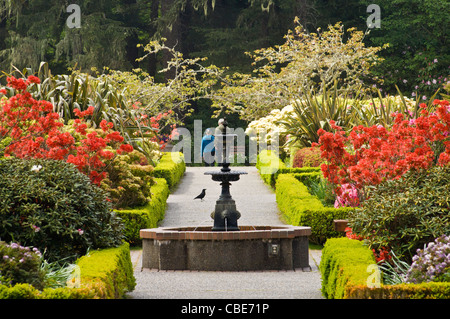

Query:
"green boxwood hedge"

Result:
[[321, 237, 450, 299], [115, 178, 170, 245], [153, 152, 186, 189], [256, 150, 320, 188], [256, 150, 286, 186], [0, 242, 135, 299], [275, 174, 352, 244], [320, 237, 376, 299]]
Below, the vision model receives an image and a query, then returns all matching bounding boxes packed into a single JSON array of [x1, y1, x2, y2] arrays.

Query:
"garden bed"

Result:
[[255, 151, 351, 245], [0, 242, 135, 299], [275, 174, 352, 245], [115, 177, 170, 245], [320, 238, 450, 299], [256, 150, 322, 188], [115, 152, 184, 245]]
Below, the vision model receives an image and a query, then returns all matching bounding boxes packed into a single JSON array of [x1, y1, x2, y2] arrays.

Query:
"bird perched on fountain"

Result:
[[194, 189, 206, 201]]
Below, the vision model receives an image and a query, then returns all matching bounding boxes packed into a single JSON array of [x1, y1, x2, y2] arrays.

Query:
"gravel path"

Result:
[[126, 166, 323, 299]]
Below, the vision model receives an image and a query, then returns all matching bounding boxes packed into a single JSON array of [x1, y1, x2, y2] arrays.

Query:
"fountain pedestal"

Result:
[[204, 170, 248, 231], [205, 118, 247, 231]]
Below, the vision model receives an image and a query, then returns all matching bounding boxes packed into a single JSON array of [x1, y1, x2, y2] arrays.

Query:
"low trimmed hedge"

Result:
[[256, 150, 321, 187], [0, 242, 135, 299], [321, 238, 450, 299], [153, 152, 186, 189], [115, 178, 170, 245], [347, 282, 450, 299], [320, 237, 376, 299], [276, 174, 353, 244], [256, 150, 286, 186]]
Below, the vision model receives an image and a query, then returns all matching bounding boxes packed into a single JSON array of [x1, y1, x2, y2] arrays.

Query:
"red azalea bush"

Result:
[[0, 76, 133, 185], [131, 101, 176, 151], [315, 99, 450, 264], [314, 99, 450, 203]]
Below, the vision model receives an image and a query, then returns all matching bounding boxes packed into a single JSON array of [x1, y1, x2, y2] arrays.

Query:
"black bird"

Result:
[[194, 189, 206, 201]]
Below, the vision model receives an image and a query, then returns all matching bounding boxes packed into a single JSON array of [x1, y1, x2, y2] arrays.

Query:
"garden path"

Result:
[[126, 166, 323, 299]]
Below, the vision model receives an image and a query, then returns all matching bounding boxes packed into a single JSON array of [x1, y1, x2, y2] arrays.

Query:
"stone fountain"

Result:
[[140, 119, 312, 271], [204, 118, 247, 231]]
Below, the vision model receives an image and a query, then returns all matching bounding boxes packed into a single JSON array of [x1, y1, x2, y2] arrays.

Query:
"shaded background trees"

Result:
[[0, 0, 448, 95]]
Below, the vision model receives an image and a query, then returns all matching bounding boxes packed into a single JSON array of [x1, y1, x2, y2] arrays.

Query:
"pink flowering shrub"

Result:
[[334, 183, 359, 208]]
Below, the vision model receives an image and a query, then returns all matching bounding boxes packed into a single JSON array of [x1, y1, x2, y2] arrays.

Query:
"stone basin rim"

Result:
[[204, 171, 248, 175], [140, 225, 312, 240]]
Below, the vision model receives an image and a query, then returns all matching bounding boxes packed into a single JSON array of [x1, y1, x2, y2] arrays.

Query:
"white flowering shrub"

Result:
[[245, 105, 294, 156]]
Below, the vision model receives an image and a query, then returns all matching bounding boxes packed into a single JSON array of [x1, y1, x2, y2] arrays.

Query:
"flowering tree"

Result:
[[213, 19, 386, 121], [0, 76, 133, 185]]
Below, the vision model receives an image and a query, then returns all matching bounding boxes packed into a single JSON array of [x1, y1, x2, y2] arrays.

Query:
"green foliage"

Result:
[[359, 0, 450, 97], [275, 174, 351, 244], [378, 250, 411, 285], [279, 84, 365, 147], [292, 146, 323, 168], [348, 166, 450, 263], [0, 136, 11, 157], [115, 178, 170, 245], [0, 1, 137, 73], [153, 152, 186, 189], [186, 0, 317, 73], [40, 258, 78, 289], [320, 237, 376, 299], [0, 242, 45, 290], [101, 150, 154, 209], [256, 150, 322, 187], [0, 242, 135, 299], [353, 88, 441, 129], [0, 158, 123, 262], [0, 283, 40, 299], [299, 174, 336, 207]]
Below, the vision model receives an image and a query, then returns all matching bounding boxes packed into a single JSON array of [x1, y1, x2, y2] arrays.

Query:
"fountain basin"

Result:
[[140, 225, 312, 271], [204, 170, 248, 182]]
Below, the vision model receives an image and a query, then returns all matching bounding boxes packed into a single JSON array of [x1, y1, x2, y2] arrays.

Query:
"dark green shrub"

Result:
[[0, 242, 45, 290], [0, 242, 135, 299], [100, 150, 154, 209], [349, 166, 450, 263], [0, 158, 123, 262], [292, 146, 323, 168]]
